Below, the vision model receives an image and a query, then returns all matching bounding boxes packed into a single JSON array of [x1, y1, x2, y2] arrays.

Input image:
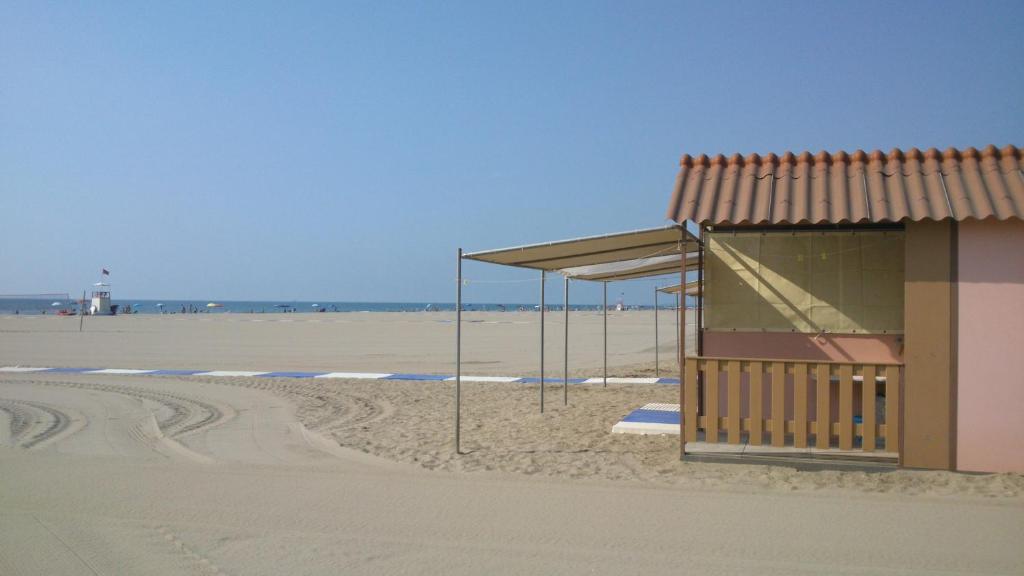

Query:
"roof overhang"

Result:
[[463, 225, 699, 272]]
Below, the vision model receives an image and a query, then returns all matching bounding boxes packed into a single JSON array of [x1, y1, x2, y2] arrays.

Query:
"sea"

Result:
[[0, 298, 640, 315]]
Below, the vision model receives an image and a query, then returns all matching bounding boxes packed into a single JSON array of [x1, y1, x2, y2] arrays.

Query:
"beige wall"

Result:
[[704, 231, 904, 334], [957, 219, 1024, 473]]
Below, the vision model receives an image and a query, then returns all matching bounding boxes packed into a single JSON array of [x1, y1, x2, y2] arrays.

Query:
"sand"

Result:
[[1, 313, 1022, 574], [0, 310, 696, 375]]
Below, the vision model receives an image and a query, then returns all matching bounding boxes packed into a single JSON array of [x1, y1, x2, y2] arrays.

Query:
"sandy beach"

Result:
[[0, 310, 695, 376], [2, 313, 1022, 574]]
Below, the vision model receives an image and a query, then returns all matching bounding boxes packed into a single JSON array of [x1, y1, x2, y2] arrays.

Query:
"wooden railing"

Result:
[[682, 357, 902, 454]]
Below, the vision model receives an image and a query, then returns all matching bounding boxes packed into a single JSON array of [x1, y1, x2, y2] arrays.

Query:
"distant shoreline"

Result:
[[0, 298, 690, 315]]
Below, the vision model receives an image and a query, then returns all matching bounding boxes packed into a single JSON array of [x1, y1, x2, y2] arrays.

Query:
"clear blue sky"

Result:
[[2, 1, 1021, 304]]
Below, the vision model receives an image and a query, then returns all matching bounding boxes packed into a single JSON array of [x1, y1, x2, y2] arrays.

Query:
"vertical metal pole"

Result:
[[540, 270, 545, 413], [697, 228, 705, 357], [654, 286, 659, 379], [675, 293, 681, 368], [681, 236, 689, 367], [455, 248, 462, 454], [603, 282, 608, 387], [680, 233, 688, 460], [563, 275, 569, 406], [79, 290, 86, 332]]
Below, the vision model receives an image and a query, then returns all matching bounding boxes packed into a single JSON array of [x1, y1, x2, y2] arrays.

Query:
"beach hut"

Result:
[[666, 145, 1024, 473]]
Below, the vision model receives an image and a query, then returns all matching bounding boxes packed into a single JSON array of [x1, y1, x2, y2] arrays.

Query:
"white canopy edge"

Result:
[[462, 225, 699, 271], [658, 281, 700, 296], [562, 252, 699, 282]]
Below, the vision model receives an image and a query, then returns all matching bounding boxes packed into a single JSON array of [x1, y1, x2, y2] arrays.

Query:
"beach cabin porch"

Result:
[[668, 145, 1024, 473], [676, 226, 905, 462]]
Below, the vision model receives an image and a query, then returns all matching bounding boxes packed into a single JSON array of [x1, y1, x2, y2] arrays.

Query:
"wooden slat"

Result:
[[749, 361, 763, 446], [816, 364, 831, 449], [688, 355, 903, 368], [885, 365, 900, 454], [861, 365, 877, 452], [771, 362, 785, 447], [683, 355, 903, 455], [684, 360, 698, 443], [727, 361, 741, 444], [705, 360, 719, 443], [839, 364, 854, 450], [794, 363, 808, 448]]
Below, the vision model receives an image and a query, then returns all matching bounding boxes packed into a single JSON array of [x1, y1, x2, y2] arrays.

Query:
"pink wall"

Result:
[[703, 332, 902, 364], [957, 219, 1024, 473]]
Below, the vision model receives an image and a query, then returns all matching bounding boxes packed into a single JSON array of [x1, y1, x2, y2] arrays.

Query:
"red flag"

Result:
[[102, 268, 110, 275]]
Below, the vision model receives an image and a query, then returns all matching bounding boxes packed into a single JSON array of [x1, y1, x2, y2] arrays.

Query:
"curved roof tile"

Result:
[[666, 145, 1023, 225]]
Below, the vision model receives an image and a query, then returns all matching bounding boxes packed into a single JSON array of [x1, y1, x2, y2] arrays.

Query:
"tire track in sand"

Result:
[[7, 379, 234, 442], [0, 398, 82, 449], [193, 376, 394, 436]]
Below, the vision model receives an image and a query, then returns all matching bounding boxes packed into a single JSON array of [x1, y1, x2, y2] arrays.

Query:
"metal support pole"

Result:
[[675, 293, 681, 368], [563, 275, 569, 406], [680, 233, 688, 460], [78, 290, 86, 332], [540, 270, 545, 413], [603, 282, 608, 387], [455, 248, 462, 454], [654, 286, 659, 379], [697, 227, 705, 357]]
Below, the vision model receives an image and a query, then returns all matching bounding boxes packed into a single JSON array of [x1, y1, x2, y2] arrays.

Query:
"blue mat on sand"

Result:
[[518, 377, 588, 384], [45, 367, 98, 373], [384, 373, 450, 381], [148, 369, 206, 376], [621, 409, 680, 425]]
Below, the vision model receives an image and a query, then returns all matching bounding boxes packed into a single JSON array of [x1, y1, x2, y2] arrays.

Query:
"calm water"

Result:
[[0, 299, 642, 315]]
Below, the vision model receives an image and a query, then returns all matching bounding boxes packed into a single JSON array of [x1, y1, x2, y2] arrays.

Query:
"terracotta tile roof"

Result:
[[666, 145, 1024, 225]]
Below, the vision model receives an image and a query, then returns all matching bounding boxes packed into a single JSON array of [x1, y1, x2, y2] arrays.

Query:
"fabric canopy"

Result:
[[562, 252, 699, 282], [462, 225, 699, 271], [658, 281, 700, 296]]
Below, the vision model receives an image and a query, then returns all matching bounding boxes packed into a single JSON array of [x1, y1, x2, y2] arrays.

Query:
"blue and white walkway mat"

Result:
[[0, 365, 680, 385], [611, 403, 680, 435]]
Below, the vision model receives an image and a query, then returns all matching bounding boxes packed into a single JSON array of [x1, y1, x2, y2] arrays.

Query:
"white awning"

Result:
[[562, 253, 699, 282], [658, 281, 700, 296], [463, 225, 698, 272]]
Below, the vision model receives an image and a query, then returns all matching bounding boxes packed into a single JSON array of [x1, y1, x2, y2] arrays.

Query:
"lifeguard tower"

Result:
[[90, 282, 114, 315]]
